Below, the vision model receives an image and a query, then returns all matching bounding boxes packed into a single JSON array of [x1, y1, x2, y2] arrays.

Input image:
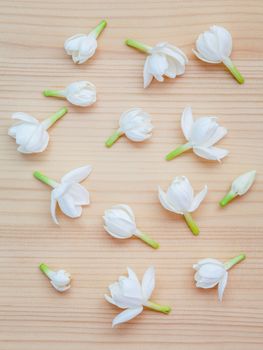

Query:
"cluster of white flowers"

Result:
[[7, 20, 255, 328]]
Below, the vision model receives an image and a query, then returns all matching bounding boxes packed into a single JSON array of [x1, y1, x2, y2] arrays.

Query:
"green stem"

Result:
[[33, 171, 58, 188], [39, 263, 51, 276], [224, 253, 246, 271], [219, 190, 237, 207], [43, 89, 66, 98], [146, 300, 171, 314], [42, 107, 68, 130], [105, 130, 123, 147], [183, 212, 199, 236], [165, 143, 191, 161], [135, 230, 159, 249], [223, 57, 245, 84], [91, 20, 107, 38], [125, 39, 152, 54]]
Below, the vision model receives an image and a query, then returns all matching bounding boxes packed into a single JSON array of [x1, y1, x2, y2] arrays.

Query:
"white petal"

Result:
[[57, 194, 82, 218], [167, 176, 193, 213], [108, 282, 136, 308], [23, 125, 49, 153], [231, 170, 256, 196], [52, 183, 72, 199], [189, 185, 208, 212], [9, 123, 37, 147], [191, 117, 218, 146], [103, 226, 128, 239], [125, 129, 152, 142], [112, 307, 143, 327], [195, 279, 219, 289], [143, 57, 154, 88], [61, 165, 92, 183], [193, 146, 229, 161], [50, 192, 59, 225], [104, 215, 136, 237], [127, 267, 140, 285], [142, 266, 155, 300], [110, 285, 142, 309], [202, 126, 227, 148], [105, 294, 120, 307], [50, 281, 70, 292], [67, 183, 90, 205], [181, 106, 194, 141], [147, 53, 168, 81], [66, 81, 96, 107], [120, 281, 142, 301], [197, 264, 226, 281], [112, 204, 135, 221], [218, 272, 228, 302], [193, 258, 224, 270], [64, 34, 86, 52], [158, 187, 183, 214], [197, 30, 222, 62], [192, 49, 220, 64], [212, 25, 232, 58]]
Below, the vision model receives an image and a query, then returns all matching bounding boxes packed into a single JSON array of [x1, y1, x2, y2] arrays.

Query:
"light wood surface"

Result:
[[0, 0, 263, 349]]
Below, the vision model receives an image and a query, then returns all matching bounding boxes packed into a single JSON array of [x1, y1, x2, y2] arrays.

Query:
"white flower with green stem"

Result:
[[105, 267, 171, 327], [43, 81, 96, 107], [193, 25, 244, 84], [103, 204, 159, 249], [39, 263, 71, 292], [125, 39, 188, 88], [158, 176, 207, 236], [165, 106, 228, 161], [105, 108, 153, 147], [8, 107, 67, 154], [220, 170, 256, 207], [64, 20, 107, 64], [34, 165, 92, 224], [193, 253, 246, 301]]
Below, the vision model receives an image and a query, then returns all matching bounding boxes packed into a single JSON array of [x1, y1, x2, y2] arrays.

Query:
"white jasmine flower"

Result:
[[103, 204, 159, 249], [64, 20, 107, 64], [39, 263, 71, 292], [125, 39, 188, 88], [43, 81, 96, 107], [220, 170, 256, 207], [193, 253, 246, 301], [8, 107, 68, 154], [166, 106, 228, 161], [193, 25, 244, 84], [34, 165, 92, 224], [158, 176, 207, 235], [105, 108, 153, 147], [105, 267, 171, 327]]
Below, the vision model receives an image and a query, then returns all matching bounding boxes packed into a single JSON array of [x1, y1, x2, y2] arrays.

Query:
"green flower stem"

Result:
[[105, 130, 123, 147], [135, 231, 159, 249], [183, 212, 200, 236], [43, 89, 66, 98], [146, 300, 171, 314], [39, 263, 51, 277], [224, 253, 246, 271], [223, 57, 245, 84], [91, 20, 107, 38], [125, 39, 152, 54], [42, 107, 68, 130], [165, 143, 191, 161], [33, 171, 58, 188], [219, 190, 237, 207]]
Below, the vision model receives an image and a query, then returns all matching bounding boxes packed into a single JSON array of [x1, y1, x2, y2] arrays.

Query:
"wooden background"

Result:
[[0, 0, 263, 349]]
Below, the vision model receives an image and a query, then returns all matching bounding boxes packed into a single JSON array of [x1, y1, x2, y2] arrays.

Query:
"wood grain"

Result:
[[0, 0, 263, 349]]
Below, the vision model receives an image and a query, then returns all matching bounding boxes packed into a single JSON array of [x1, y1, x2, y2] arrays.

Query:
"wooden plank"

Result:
[[0, 0, 262, 348]]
